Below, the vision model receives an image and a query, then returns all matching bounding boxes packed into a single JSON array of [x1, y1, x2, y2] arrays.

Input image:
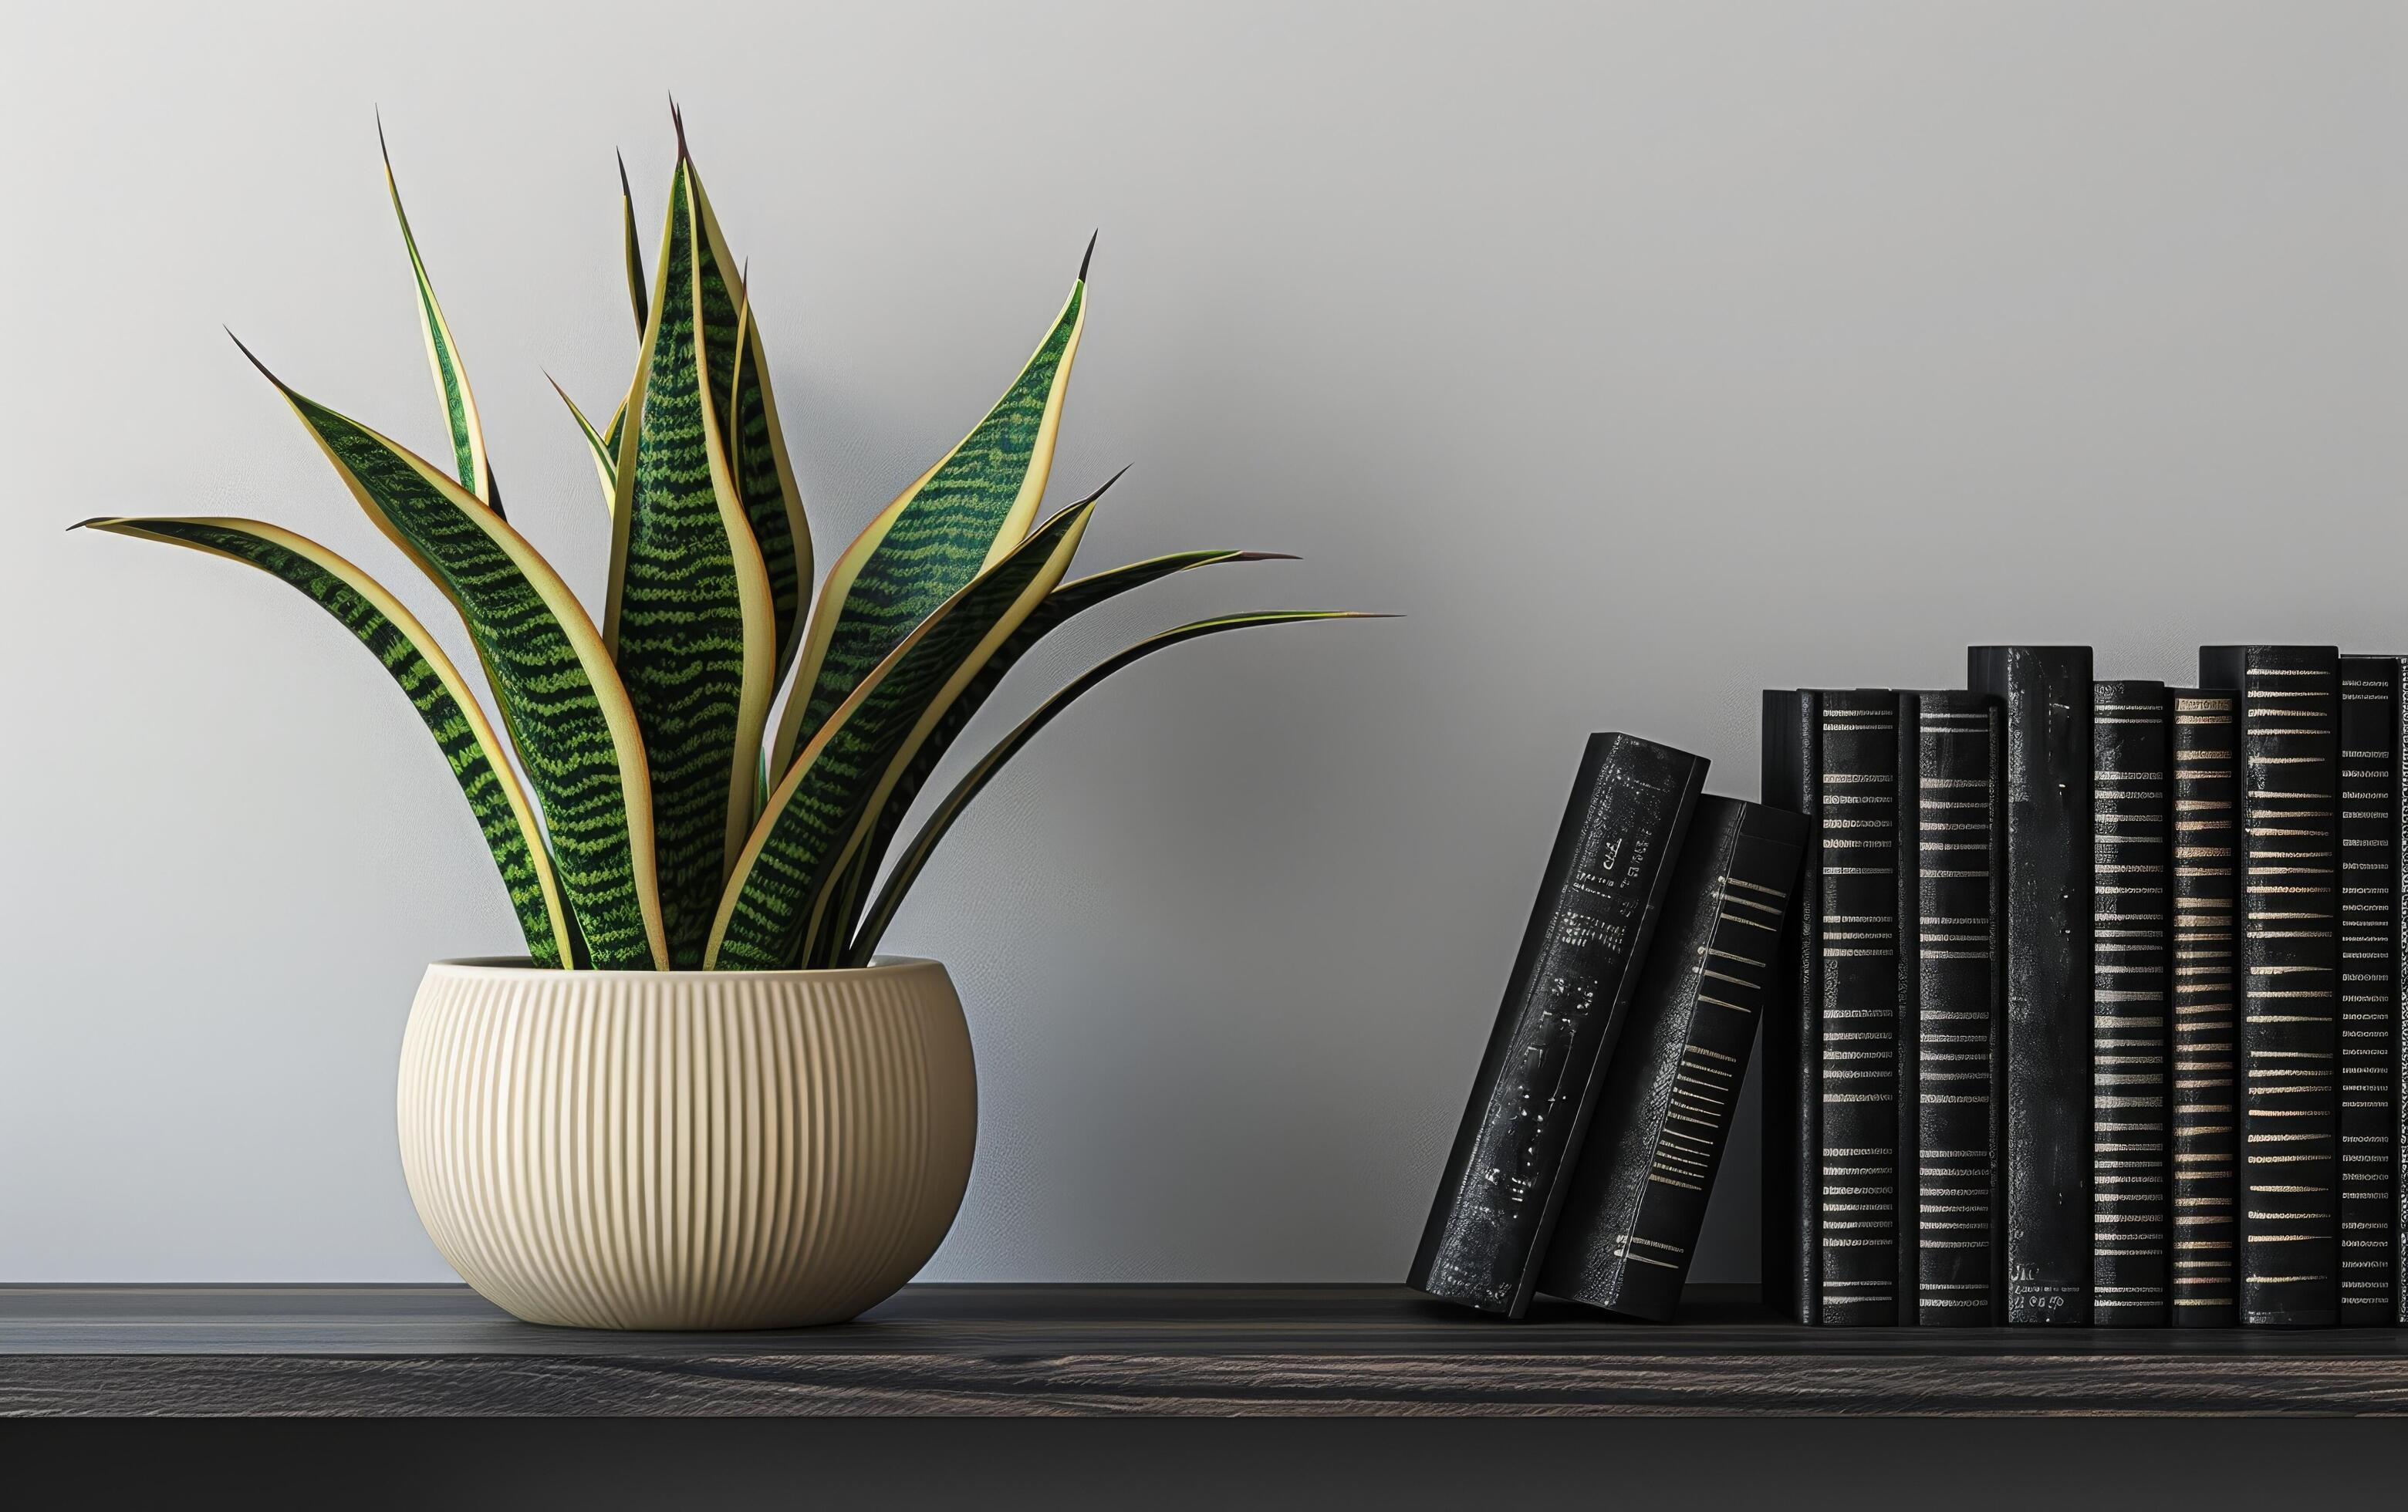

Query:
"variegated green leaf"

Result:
[[549, 375, 618, 508], [378, 118, 498, 512], [819, 544, 1290, 947], [882, 548, 1290, 818], [708, 498, 1099, 970], [846, 612, 1375, 964], [674, 157, 810, 678], [606, 153, 776, 967], [78, 515, 572, 967], [770, 248, 1089, 776], [714, 255, 812, 677], [593, 397, 633, 518], [618, 148, 648, 337], [236, 339, 668, 968], [561, 150, 650, 521]]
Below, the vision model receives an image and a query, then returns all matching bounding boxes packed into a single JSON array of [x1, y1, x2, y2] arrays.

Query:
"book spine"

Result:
[[1815, 690, 1901, 1325], [2397, 660, 2408, 1327], [1903, 690, 2001, 1325], [2170, 689, 2241, 1326], [1896, 699, 1920, 1322], [1538, 798, 1809, 1321], [2092, 680, 2172, 1325], [1762, 691, 1822, 1322], [2338, 657, 2398, 1324], [1969, 646, 2094, 1325], [2202, 645, 2340, 1328], [1410, 733, 1707, 1316]]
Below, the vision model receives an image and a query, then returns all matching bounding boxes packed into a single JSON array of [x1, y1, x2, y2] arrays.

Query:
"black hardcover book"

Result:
[[2092, 680, 2172, 1325], [1968, 646, 2093, 1325], [2338, 657, 2399, 1324], [1762, 689, 1900, 1325], [2201, 646, 2340, 1328], [1897, 690, 2003, 1325], [2170, 688, 2241, 1326], [1540, 797, 1809, 1321], [2396, 664, 2408, 1327], [1409, 733, 1708, 1316], [1761, 692, 1821, 1323], [2395, 663, 2408, 1328]]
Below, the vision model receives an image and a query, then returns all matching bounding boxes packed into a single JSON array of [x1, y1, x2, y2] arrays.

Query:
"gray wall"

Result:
[[3, 0, 2402, 1281]]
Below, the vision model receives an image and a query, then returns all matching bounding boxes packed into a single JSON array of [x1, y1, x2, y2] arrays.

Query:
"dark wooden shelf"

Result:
[[7, 1283, 2408, 1418]]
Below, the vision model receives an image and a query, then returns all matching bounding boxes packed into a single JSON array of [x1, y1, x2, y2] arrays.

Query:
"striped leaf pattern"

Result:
[[245, 353, 667, 968], [606, 159, 775, 967], [691, 177, 812, 675], [78, 516, 569, 966], [709, 502, 1099, 970], [773, 268, 1087, 775], [847, 611, 1375, 963], [378, 120, 497, 511], [824, 545, 1289, 938]]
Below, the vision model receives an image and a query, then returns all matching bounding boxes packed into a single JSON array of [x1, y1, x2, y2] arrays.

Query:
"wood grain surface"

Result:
[[5, 1284, 2408, 1418]]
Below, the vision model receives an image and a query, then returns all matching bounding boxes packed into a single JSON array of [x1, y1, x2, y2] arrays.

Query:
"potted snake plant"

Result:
[[79, 110, 1362, 1330]]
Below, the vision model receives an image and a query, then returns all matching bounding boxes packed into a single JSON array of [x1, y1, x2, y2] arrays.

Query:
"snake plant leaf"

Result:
[[234, 339, 669, 968], [617, 148, 648, 337], [801, 506, 1209, 964], [708, 496, 1101, 970], [819, 546, 1294, 947], [377, 117, 498, 513], [674, 146, 810, 677], [769, 245, 1091, 777], [873, 547, 1292, 825], [76, 516, 572, 967], [564, 152, 651, 521], [846, 611, 1376, 964], [714, 252, 813, 677], [598, 400, 635, 517], [549, 375, 619, 508], [606, 151, 777, 967]]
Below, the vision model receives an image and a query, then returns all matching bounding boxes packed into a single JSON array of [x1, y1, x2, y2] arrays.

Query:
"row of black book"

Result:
[[1771, 645, 2404, 1328], [1409, 645, 2408, 1328]]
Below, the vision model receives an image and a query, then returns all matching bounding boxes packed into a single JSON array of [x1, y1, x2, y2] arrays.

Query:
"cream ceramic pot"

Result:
[[397, 957, 976, 1330]]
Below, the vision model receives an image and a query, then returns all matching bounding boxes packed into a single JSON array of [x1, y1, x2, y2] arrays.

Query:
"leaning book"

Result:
[[1409, 732, 1708, 1316], [1541, 795, 1809, 1321]]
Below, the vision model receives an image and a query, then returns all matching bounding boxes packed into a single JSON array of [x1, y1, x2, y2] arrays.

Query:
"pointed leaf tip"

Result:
[[1086, 462, 1133, 500], [1228, 551, 1301, 562], [670, 97, 690, 161], [616, 147, 633, 198], [1079, 229, 1098, 282], [223, 329, 286, 390]]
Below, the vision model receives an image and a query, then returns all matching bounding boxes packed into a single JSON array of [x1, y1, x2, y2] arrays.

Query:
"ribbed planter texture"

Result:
[[397, 957, 976, 1330]]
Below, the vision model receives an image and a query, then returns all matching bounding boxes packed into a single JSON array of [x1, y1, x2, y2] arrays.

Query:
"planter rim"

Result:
[[424, 955, 944, 982]]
